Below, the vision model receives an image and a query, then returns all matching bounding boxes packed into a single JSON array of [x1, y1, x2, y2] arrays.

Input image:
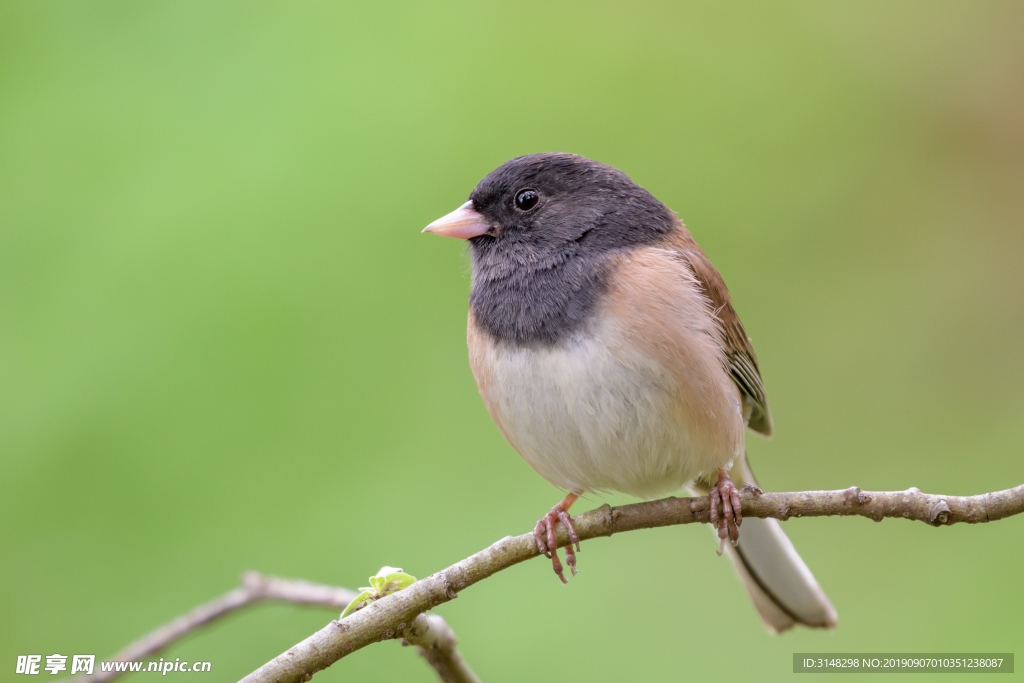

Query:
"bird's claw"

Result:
[[533, 504, 580, 583], [709, 469, 742, 553]]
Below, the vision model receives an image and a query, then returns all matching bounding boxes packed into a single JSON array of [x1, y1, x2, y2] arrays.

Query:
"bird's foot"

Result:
[[533, 493, 580, 584], [709, 468, 742, 554]]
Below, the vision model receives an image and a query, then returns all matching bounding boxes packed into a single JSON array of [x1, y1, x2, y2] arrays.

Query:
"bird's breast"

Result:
[[467, 311, 735, 498]]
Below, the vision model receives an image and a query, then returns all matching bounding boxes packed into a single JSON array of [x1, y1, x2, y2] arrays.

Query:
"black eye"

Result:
[[514, 189, 539, 211]]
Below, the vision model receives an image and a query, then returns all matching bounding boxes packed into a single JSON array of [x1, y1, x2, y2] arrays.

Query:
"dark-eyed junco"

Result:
[[423, 153, 836, 631]]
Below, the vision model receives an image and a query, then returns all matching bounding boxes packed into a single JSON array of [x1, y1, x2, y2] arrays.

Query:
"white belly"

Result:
[[477, 326, 736, 498]]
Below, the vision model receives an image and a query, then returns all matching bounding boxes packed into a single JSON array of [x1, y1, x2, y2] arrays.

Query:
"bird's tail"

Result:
[[693, 455, 838, 633]]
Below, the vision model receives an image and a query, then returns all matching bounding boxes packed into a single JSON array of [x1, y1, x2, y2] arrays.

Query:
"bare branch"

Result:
[[240, 483, 1024, 683], [74, 572, 476, 683], [402, 614, 481, 683]]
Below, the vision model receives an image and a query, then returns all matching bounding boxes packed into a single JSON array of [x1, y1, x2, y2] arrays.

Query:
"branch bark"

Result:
[[241, 483, 1024, 683], [402, 614, 481, 683], [73, 571, 477, 683]]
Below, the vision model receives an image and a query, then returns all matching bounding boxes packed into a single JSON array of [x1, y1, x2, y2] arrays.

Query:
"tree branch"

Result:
[[240, 483, 1024, 683], [401, 614, 481, 683], [73, 571, 477, 683]]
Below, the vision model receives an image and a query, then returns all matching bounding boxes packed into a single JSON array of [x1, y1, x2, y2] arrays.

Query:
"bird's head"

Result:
[[422, 153, 675, 259]]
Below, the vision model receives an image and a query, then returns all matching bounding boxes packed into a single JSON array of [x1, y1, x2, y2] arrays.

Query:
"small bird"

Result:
[[423, 153, 836, 631]]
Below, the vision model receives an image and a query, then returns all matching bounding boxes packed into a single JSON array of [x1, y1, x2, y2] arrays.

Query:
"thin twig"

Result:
[[240, 483, 1024, 683], [73, 571, 477, 683], [402, 614, 481, 683]]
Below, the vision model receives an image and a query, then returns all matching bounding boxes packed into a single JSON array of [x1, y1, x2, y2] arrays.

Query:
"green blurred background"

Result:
[[2, 1, 1022, 681]]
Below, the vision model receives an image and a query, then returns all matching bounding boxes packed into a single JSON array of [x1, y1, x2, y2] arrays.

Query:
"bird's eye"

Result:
[[514, 189, 539, 211]]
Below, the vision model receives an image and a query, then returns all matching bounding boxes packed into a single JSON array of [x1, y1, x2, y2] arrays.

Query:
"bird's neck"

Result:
[[469, 243, 611, 347]]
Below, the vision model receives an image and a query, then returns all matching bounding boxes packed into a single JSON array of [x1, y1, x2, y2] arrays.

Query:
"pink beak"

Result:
[[422, 201, 492, 240]]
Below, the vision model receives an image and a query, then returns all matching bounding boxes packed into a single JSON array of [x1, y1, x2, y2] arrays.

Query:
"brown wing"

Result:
[[666, 224, 774, 436]]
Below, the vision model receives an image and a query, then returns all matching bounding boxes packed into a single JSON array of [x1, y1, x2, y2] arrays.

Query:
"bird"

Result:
[[422, 152, 837, 631]]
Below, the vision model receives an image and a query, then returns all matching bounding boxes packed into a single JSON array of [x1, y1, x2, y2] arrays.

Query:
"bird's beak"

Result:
[[422, 201, 492, 239]]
